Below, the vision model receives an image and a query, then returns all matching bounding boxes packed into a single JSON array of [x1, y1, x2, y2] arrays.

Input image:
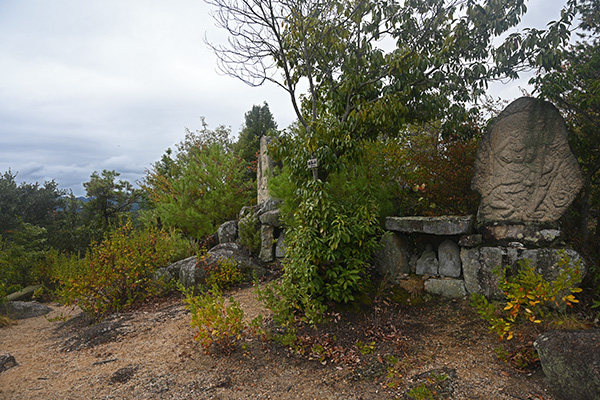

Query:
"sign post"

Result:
[[307, 158, 318, 180]]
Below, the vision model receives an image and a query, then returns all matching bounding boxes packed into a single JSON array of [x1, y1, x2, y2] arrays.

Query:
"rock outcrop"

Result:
[[534, 329, 600, 400]]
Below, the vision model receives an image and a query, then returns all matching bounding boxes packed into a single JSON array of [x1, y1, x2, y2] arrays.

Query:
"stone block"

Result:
[[461, 247, 586, 301], [259, 225, 275, 263], [424, 278, 467, 298], [438, 239, 461, 277], [259, 209, 282, 227], [385, 215, 474, 235], [480, 224, 563, 247], [458, 234, 482, 248], [509, 248, 587, 282], [373, 233, 412, 282], [461, 247, 504, 299]]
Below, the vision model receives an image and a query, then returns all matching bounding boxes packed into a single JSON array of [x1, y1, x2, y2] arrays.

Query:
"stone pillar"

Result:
[[257, 136, 274, 204]]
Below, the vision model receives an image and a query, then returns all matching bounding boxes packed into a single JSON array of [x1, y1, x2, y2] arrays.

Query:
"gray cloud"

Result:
[[0, 0, 569, 196]]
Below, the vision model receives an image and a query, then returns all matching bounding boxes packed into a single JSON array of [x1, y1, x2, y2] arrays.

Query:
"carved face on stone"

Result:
[[472, 97, 583, 224]]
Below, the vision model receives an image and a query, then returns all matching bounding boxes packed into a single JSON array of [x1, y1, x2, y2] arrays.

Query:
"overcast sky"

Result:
[[0, 0, 569, 196]]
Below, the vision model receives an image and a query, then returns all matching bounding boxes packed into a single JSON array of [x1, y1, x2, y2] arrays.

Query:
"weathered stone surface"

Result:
[[385, 215, 474, 235], [259, 225, 275, 263], [534, 329, 600, 400], [0, 301, 52, 320], [217, 220, 238, 244], [481, 224, 563, 247], [0, 353, 17, 373], [205, 243, 266, 280], [472, 97, 584, 224], [4, 284, 42, 302], [257, 198, 282, 216], [257, 136, 275, 204], [416, 244, 439, 276], [424, 278, 467, 298], [458, 234, 482, 248], [170, 256, 206, 289], [259, 209, 282, 227], [461, 247, 586, 300], [461, 247, 504, 299], [373, 234, 412, 282], [160, 244, 266, 288], [239, 205, 258, 220], [438, 240, 461, 277], [275, 231, 286, 258], [509, 248, 586, 282]]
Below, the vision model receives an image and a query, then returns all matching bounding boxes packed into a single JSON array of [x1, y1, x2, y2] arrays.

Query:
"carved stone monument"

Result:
[[472, 97, 583, 224]]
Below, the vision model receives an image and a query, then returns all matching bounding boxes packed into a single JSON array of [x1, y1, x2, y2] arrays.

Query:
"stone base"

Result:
[[480, 224, 562, 247]]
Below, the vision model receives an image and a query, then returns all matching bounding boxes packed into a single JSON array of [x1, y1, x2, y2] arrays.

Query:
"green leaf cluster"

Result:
[[142, 118, 255, 239]]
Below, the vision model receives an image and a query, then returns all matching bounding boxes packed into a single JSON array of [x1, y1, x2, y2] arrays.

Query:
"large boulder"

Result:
[[259, 209, 282, 228], [157, 256, 205, 289], [0, 301, 52, 319], [472, 97, 583, 224], [534, 329, 600, 400], [206, 243, 267, 280], [4, 284, 42, 302], [217, 220, 238, 244], [160, 243, 267, 289]]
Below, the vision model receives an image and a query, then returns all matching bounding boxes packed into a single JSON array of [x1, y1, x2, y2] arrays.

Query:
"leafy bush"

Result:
[[472, 252, 583, 340], [54, 222, 185, 320], [182, 286, 249, 354], [201, 256, 244, 290]]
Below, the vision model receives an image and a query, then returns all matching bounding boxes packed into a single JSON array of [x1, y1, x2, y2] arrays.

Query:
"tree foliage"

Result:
[[234, 102, 277, 164], [142, 118, 255, 239], [83, 170, 141, 234]]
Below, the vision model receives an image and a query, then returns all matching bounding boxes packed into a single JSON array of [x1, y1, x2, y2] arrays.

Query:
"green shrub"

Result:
[[54, 222, 181, 320], [472, 252, 583, 340], [202, 256, 244, 290], [182, 285, 248, 354]]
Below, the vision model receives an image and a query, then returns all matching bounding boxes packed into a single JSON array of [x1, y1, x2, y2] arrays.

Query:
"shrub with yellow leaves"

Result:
[[472, 251, 583, 341]]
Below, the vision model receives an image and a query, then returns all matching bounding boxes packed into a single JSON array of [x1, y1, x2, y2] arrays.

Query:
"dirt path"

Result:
[[0, 287, 555, 399]]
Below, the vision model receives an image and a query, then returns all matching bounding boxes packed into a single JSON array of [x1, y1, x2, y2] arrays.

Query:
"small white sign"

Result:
[[307, 158, 318, 169]]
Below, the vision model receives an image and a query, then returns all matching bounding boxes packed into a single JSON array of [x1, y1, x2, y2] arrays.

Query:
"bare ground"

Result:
[[0, 284, 557, 400]]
